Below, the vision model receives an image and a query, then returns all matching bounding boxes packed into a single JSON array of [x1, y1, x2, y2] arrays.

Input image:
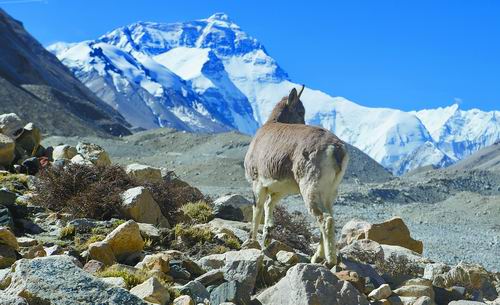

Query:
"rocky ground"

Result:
[[0, 115, 498, 304], [44, 128, 500, 272]]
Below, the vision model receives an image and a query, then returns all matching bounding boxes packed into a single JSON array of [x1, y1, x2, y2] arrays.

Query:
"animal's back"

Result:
[[244, 122, 346, 183]]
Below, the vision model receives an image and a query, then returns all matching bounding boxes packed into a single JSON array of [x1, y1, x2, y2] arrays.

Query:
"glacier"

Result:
[[48, 13, 500, 175]]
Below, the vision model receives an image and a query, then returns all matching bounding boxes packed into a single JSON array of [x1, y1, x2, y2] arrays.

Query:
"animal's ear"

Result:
[[298, 84, 305, 98], [286, 88, 298, 106]]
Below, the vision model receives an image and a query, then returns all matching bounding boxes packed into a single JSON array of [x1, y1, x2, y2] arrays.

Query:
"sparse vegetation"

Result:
[[181, 200, 214, 224], [59, 225, 76, 239], [222, 235, 241, 250], [0, 172, 29, 193], [32, 163, 205, 223], [270, 205, 314, 255], [97, 266, 148, 289], [174, 224, 213, 246], [375, 252, 423, 278]]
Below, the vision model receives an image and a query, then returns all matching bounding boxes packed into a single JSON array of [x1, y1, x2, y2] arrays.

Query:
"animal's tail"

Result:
[[328, 144, 349, 176]]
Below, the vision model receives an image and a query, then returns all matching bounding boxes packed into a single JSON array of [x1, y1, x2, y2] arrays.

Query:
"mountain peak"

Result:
[[206, 12, 231, 22]]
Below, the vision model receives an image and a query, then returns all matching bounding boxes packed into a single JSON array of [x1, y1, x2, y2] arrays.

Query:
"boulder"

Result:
[[210, 280, 251, 305], [340, 239, 385, 265], [180, 280, 210, 304], [130, 277, 170, 305], [195, 269, 225, 287], [213, 194, 253, 222], [126, 163, 162, 183], [208, 218, 256, 242], [263, 240, 293, 259], [15, 123, 42, 157], [83, 259, 106, 274], [0, 227, 19, 250], [76, 142, 111, 166], [88, 241, 116, 266], [339, 217, 423, 254], [121, 187, 170, 228], [102, 219, 144, 261], [257, 263, 369, 305], [0, 113, 23, 139], [393, 278, 435, 303], [138, 222, 162, 240], [70, 154, 93, 165], [173, 295, 195, 305], [276, 250, 299, 266], [198, 249, 263, 297], [369, 283, 392, 300], [52, 144, 77, 161], [1, 256, 148, 304], [0, 134, 15, 167], [0, 244, 17, 268], [135, 252, 170, 274]]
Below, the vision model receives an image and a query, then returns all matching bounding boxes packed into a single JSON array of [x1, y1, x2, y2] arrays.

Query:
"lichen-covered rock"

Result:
[[126, 163, 162, 182], [180, 280, 210, 304], [276, 250, 299, 266], [257, 263, 369, 305], [83, 259, 106, 274], [101, 276, 127, 288], [130, 277, 170, 305], [195, 269, 224, 287], [135, 252, 170, 274], [173, 295, 195, 305], [121, 187, 170, 228], [0, 244, 17, 268], [1, 256, 148, 304], [0, 227, 19, 250], [76, 142, 111, 166]]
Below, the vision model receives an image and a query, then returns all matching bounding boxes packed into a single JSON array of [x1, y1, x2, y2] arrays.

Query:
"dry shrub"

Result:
[[33, 164, 134, 219], [271, 205, 314, 255], [33, 163, 205, 223], [181, 201, 214, 224]]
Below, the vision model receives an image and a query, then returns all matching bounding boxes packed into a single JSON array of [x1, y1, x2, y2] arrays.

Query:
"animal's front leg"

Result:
[[262, 193, 283, 247]]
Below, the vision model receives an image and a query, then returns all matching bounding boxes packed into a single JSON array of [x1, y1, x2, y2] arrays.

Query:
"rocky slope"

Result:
[[0, 9, 130, 137], [49, 13, 500, 175]]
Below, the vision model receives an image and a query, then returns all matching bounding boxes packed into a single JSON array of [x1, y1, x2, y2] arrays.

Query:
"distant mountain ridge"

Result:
[[48, 13, 500, 174], [0, 9, 131, 137]]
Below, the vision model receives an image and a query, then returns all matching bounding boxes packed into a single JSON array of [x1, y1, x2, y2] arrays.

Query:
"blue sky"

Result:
[[2, 0, 499, 111]]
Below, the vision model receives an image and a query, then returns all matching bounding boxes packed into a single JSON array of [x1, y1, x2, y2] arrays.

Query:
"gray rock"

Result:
[[130, 277, 170, 305], [340, 239, 385, 265], [0, 113, 23, 139], [101, 276, 127, 288], [257, 263, 369, 305], [0, 205, 14, 229], [52, 144, 77, 161], [180, 280, 210, 304], [213, 194, 253, 222], [76, 142, 111, 166], [340, 258, 386, 288], [449, 301, 488, 305], [126, 163, 162, 183], [121, 186, 170, 228], [210, 280, 251, 305], [1, 255, 148, 304], [0, 189, 17, 207], [195, 269, 225, 287], [198, 249, 263, 297]]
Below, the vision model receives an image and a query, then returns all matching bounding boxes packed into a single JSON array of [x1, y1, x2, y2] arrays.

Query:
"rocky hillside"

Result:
[[446, 141, 500, 172], [0, 9, 130, 137]]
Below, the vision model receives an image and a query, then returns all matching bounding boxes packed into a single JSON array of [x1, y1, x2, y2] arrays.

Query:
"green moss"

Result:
[[223, 235, 241, 250], [74, 234, 106, 251], [181, 201, 214, 224], [0, 172, 29, 193]]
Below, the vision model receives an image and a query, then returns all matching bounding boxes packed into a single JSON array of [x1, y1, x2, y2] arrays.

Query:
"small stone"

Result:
[[0, 134, 15, 167], [101, 276, 127, 288], [213, 194, 253, 222], [335, 270, 365, 294], [0, 113, 23, 139], [210, 280, 251, 305], [241, 239, 261, 250], [368, 283, 392, 300], [173, 295, 194, 305], [263, 240, 293, 259], [83, 259, 106, 274], [276, 250, 299, 266], [413, 296, 433, 305], [0, 189, 17, 207], [135, 253, 170, 274], [70, 154, 93, 165], [44, 244, 64, 256], [16, 237, 37, 247], [22, 244, 46, 259], [130, 277, 170, 304]]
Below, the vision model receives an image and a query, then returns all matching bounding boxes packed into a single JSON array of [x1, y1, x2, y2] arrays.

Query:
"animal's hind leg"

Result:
[[300, 181, 327, 264], [249, 181, 267, 241], [262, 192, 284, 246]]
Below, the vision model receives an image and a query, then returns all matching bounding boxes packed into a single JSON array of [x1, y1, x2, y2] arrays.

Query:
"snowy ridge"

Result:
[[48, 13, 500, 175]]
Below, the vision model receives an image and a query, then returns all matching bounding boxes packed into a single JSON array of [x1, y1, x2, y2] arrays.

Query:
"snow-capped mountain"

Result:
[[48, 13, 500, 175]]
